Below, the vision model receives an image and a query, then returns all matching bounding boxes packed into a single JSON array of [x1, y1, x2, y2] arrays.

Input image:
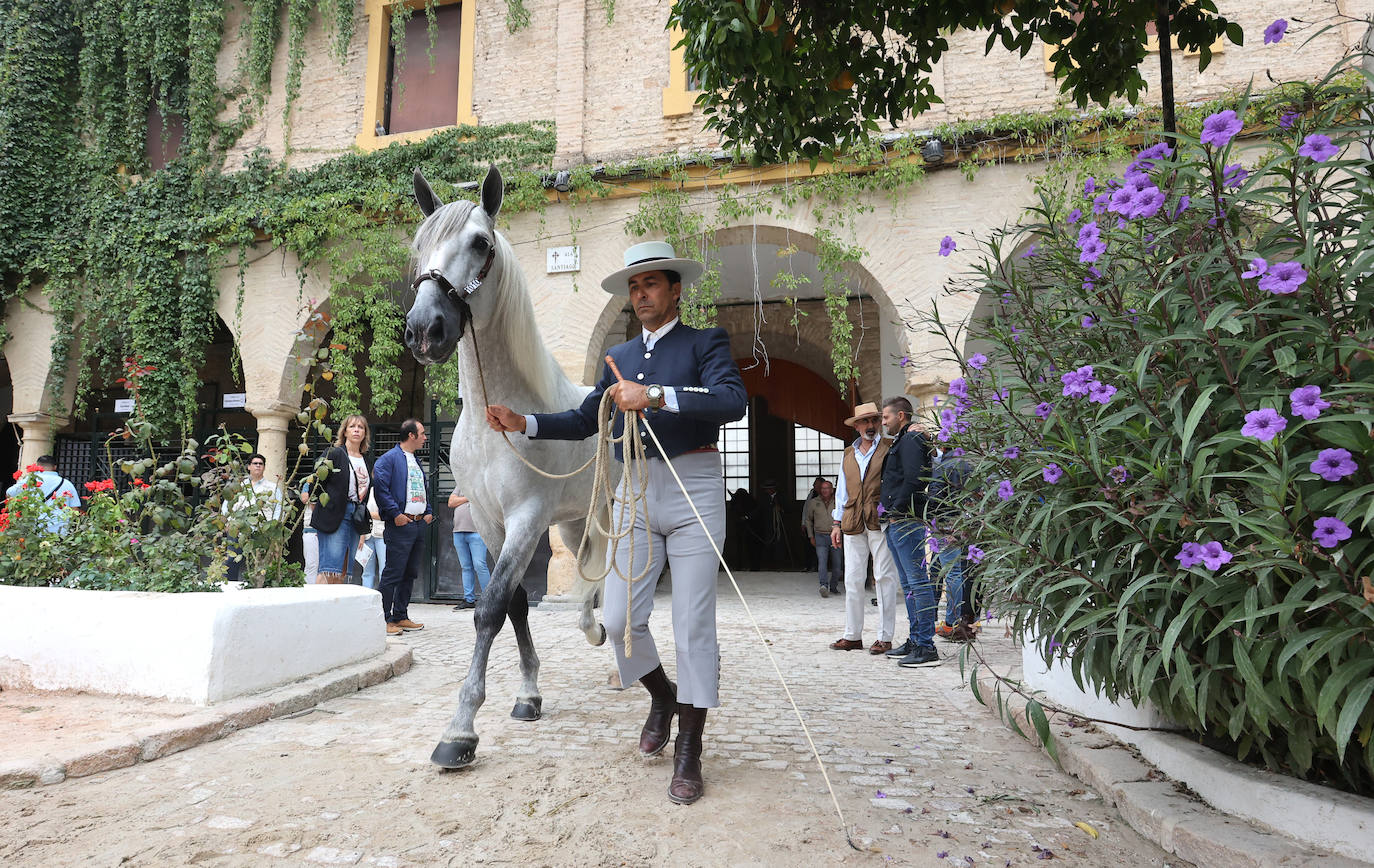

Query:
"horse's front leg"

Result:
[[507, 583, 541, 720], [431, 511, 546, 769]]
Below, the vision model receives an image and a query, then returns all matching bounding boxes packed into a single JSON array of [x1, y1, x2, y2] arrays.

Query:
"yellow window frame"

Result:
[[662, 26, 702, 118], [356, 0, 478, 151]]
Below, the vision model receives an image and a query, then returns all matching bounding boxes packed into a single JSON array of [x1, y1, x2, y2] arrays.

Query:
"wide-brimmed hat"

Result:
[[844, 402, 882, 427], [601, 241, 705, 293]]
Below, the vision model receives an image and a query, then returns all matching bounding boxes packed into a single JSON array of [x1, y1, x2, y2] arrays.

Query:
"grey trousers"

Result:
[[603, 451, 724, 709]]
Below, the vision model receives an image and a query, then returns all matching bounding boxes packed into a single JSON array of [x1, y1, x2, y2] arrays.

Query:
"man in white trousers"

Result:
[[829, 402, 899, 655]]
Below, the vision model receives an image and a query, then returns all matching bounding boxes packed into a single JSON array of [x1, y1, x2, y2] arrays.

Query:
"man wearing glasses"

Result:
[[222, 453, 284, 582]]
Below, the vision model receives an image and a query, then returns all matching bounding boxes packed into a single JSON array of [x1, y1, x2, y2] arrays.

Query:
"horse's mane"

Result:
[[411, 201, 567, 406]]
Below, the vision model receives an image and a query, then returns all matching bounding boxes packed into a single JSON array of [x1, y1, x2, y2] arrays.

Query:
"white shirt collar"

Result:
[[642, 317, 679, 351]]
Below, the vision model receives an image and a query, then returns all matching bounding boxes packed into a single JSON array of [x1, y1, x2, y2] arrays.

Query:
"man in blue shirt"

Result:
[[487, 241, 746, 805], [372, 420, 434, 633], [5, 455, 81, 535]]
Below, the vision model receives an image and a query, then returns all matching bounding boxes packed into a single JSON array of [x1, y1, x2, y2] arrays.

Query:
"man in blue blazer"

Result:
[[487, 241, 746, 805], [372, 419, 435, 632]]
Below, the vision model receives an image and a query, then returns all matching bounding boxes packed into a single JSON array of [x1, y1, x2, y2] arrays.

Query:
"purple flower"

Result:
[[1003, 446, 1020, 459], [1298, 134, 1339, 162], [1083, 177, 1096, 196], [1241, 257, 1267, 279], [1088, 381, 1118, 405], [1077, 222, 1106, 263], [1126, 141, 1173, 176], [1279, 111, 1299, 130], [1021, 244, 1038, 259], [1241, 407, 1287, 441], [1264, 18, 1288, 44], [940, 408, 958, 428], [1313, 517, 1353, 549], [1176, 542, 1204, 568], [1222, 163, 1249, 189], [1081, 315, 1096, 329], [1042, 463, 1064, 484], [1257, 261, 1307, 295], [997, 479, 1015, 501], [1201, 109, 1244, 147], [1289, 385, 1331, 420], [1198, 541, 1234, 570], [1311, 448, 1358, 482], [939, 235, 957, 256], [1067, 207, 1082, 224], [1078, 238, 1106, 264], [967, 545, 985, 564], [967, 353, 988, 371], [1091, 191, 1111, 215], [1060, 365, 1095, 398], [1034, 401, 1054, 419], [1170, 195, 1191, 219], [1109, 465, 1128, 484], [948, 377, 968, 399], [875, 790, 887, 798], [936, 853, 949, 860]]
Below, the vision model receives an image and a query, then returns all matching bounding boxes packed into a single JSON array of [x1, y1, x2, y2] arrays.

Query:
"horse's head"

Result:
[[405, 164, 505, 365]]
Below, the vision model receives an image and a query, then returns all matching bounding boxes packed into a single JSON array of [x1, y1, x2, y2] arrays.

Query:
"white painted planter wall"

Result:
[[0, 585, 386, 705], [1021, 636, 1374, 861]]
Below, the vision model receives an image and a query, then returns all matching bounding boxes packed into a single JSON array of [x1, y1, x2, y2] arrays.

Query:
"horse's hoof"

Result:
[[510, 698, 542, 721], [431, 737, 478, 769], [592, 623, 607, 647]]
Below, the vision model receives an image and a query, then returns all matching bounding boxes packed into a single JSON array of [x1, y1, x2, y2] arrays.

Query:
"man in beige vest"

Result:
[[828, 402, 899, 654]]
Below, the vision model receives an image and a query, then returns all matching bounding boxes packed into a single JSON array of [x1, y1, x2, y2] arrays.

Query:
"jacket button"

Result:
[[636, 373, 644, 380], [644, 352, 651, 359]]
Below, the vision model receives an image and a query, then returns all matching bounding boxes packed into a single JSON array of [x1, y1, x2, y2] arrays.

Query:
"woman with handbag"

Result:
[[311, 414, 373, 584]]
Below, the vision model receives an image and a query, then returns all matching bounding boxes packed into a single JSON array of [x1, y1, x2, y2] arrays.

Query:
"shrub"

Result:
[[932, 61, 1374, 792]]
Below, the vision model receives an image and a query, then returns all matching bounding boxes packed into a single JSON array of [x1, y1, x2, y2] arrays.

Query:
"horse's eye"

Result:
[[473, 236, 490, 253]]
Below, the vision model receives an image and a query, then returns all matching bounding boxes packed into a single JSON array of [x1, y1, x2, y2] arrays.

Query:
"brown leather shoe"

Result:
[[829, 637, 864, 650], [669, 704, 707, 805], [386, 622, 402, 636], [395, 619, 424, 631], [869, 640, 893, 655], [638, 666, 677, 758]]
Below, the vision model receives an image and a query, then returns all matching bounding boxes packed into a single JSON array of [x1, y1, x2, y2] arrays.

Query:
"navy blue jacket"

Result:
[[372, 445, 432, 522], [533, 322, 747, 459], [880, 427, 930, 520]]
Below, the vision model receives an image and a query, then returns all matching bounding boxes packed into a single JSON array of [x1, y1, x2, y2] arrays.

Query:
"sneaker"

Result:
[[885, 638, 914, 658], [819, 586, 830, 598], [395, 619, 425, 631], [453, 599, 475, 610], [898, 646, 941, 668], [386, 622, 403, 636]]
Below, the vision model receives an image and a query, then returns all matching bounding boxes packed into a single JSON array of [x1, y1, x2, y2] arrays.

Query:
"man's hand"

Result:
[[830, 526, 842, 547], [607, 380, 651, 412], [394, 514, 410, 526], [486, 404, 526, 432], [422, 514, 434, 524]]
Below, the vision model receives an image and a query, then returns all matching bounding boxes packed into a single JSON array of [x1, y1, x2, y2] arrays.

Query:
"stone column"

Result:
[[249, 403, 299, 485], [9, 412, 69, 469]]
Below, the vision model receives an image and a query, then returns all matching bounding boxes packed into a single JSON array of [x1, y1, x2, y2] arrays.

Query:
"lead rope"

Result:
[[471, 333, 855, 848]]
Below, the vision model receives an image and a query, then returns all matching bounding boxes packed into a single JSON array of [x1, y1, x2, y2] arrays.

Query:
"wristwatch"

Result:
[[646, 384, 665, 410]]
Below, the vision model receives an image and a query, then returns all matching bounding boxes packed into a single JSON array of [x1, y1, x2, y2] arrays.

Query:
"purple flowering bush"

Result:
[[927, 66, 1374, 792]]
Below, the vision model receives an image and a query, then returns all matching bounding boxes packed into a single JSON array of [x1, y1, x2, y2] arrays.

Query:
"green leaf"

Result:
[[1026, 699, 1060, 768], [1179, 384, 1222, 458], [1334, 678, 1374, 761]]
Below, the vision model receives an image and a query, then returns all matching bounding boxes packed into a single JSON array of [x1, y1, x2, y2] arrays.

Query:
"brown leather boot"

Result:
[[668, 703, 707, 805], [638, 665, 676, 757]]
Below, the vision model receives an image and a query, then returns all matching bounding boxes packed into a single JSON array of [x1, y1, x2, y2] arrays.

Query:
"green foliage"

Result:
[[669, 0, 1238, 162], [931, 60, 1374, 792]]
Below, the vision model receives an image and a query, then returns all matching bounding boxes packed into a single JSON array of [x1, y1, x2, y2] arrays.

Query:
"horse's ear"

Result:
[[414, 168, 443, 218], [481, 163, 503, 219]]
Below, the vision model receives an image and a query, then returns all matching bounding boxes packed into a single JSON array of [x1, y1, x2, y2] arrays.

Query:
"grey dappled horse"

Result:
[[405, 164, 608, 769]]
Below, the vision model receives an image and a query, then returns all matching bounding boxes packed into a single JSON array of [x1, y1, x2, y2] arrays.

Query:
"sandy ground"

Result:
[[0, 572, 1184, 867]]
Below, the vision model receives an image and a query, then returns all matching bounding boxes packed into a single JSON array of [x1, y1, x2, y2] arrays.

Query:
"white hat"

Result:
[[600, 241, 705, 293]]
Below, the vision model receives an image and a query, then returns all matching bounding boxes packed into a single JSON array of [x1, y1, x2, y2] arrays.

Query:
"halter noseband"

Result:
[[411, 244, 496, 302]]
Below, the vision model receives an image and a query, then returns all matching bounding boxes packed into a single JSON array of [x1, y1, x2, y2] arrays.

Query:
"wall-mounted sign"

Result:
[[114, 399, 135, 414], [546, 245, 581, 274], [222, 393, 247, 409]]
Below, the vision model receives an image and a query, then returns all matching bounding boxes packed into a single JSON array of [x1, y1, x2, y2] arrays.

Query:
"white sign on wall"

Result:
[[222, 393, 247, 409], [114, 399, 135, 414], [546, 245, 581, 274]]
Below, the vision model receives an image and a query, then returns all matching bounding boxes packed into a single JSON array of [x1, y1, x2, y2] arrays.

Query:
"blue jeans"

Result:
[[380, 520, 425, 623], [885, 520, 935, 649], [452, 531, 491, 602], [317, 522, 361, 578], [934, 543, 967, 624], [359, 535, 386, 590], [814, 537, 840, 589]]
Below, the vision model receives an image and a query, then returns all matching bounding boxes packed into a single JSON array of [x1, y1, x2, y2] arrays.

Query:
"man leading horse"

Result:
[[486, 241, 746, 804]]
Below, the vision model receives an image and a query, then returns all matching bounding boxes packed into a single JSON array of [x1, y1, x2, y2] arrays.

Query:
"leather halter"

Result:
[[411, 244, 496, 303]]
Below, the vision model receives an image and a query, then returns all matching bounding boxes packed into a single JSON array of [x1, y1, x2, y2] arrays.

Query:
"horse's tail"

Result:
[[559, 510, 609, 646]]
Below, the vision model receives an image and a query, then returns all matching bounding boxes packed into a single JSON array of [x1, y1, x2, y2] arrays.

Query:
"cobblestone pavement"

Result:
[[0, 572, 1181, 867]]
